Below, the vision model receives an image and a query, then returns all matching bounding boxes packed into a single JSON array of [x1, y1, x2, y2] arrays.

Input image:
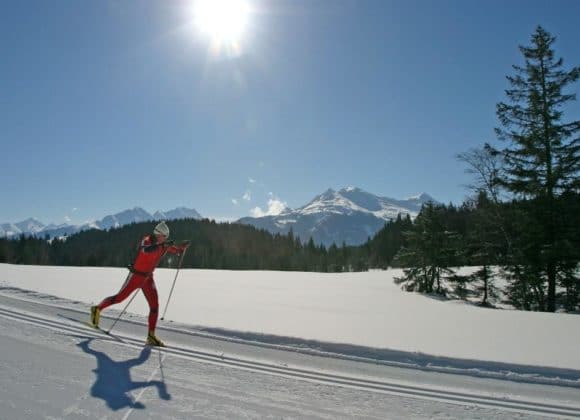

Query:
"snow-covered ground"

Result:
[[2, 263, 580, 418], [1, 263, 579, 372]]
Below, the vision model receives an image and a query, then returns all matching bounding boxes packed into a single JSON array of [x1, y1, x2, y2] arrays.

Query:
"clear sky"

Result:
[[2, 0, 579, 225]]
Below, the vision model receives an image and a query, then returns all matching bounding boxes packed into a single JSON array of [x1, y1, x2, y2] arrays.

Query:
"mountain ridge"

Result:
[[237, 187, 436, 246], [0, 207, 202, 238], [2, 187, 436, 245]]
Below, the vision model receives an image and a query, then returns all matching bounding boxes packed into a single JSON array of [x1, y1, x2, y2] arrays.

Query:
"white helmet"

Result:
[[154, 221, 170, 237]]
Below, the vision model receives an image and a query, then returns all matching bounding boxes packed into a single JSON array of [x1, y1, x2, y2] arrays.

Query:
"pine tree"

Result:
[[495, 26, 580, 311], [394, 203, 461, 295], [464, 193, 503, 305]]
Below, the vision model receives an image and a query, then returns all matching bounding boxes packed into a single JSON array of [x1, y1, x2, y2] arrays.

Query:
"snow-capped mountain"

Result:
[[15, 218, 45, 234], [1, 218, 46, 238], [237, 187, 436, 246], [0, 207, 202, 239], [98, 207, 155, 230]]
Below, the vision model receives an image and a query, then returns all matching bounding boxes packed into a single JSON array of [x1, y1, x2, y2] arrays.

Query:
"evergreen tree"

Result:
[[394, 203, 461, 295], [463, 193, 502, 305], [366, 214, 413, 268], [471, 265, 499, 306], [495, 26, 580, 311]]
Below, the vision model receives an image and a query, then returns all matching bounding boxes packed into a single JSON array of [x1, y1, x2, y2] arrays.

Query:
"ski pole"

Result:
[[161, 246, 188, 321], [106, 288, 139, 335]]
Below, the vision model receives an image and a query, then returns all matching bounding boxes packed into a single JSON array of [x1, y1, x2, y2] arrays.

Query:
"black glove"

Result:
[[164, 239, 175, 246]]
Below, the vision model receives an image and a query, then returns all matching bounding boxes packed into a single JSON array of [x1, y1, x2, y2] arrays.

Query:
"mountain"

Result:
[[153, 207, 202, 221], [0, 223, 21, 238], [15, 218, 45, 234], [98, 207, 154, 230], [1, 207, 202, 239], [237, 187, 436, 246]]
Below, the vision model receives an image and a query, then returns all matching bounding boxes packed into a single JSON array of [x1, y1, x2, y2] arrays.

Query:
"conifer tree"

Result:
[[463, 193, 503, 305], [495, 26, 580, 311], [394, 203, 460, 295]]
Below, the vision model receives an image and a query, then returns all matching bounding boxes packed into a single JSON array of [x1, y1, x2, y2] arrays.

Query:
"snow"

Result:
[[372, 206, 411, 220], [2, 263, 580, 418], [1, 263, 579, 373], [6, 309, 563, 419], [406, 193, 433, 201], [297, 188, 416, 222]]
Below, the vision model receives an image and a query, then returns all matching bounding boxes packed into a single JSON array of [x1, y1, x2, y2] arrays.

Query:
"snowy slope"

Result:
[[3, 265, 580, 419], [1, 219, 45, 237], [2, 263, 580, 419], [0, 223, 20, 237], [5, 296, 580, 419], [14, 218, 45, 234], [1, 263, 579, 376]]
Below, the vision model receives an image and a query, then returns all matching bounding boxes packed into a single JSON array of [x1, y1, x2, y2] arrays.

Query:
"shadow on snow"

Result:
[[75, 337, 171, 411]]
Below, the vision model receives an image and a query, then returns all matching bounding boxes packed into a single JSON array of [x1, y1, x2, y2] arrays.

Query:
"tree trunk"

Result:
[[547, 260, 557, 312], [482, 265, 489, 305]]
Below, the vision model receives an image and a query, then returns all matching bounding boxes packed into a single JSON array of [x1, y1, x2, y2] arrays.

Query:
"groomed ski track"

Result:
[[1, 291, 580, 419]]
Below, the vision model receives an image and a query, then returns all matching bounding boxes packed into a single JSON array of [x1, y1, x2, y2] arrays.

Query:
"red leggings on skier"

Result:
[[97, 274, 161, 332], [90, 221, 189, 346]]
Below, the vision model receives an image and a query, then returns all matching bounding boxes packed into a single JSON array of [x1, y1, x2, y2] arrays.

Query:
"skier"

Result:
[[90, 221, 189, 346]]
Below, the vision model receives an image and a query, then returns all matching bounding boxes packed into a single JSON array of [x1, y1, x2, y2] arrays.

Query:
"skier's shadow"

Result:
[[76, 338, 171, 411]]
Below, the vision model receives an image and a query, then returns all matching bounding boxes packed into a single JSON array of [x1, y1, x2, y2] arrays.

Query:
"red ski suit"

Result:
[[98, 235, 185, 332]]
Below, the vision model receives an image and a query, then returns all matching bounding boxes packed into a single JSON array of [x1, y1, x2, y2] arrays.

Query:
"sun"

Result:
[[193, 0, 250, 46]]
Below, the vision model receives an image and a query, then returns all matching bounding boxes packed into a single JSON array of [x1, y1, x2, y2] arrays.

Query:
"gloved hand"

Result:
[[180, 240, 191, 248]]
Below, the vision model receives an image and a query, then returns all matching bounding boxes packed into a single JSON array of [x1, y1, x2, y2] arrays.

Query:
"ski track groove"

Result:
[[121, 352, 168, 420], [1, 304, 580, 418], [3, 288, 580, 390]]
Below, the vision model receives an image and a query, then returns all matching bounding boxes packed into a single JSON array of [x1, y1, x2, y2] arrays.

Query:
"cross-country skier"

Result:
[[90, 221, 189, 346]]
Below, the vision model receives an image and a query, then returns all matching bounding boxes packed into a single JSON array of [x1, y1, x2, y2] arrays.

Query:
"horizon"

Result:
[[2, 1, 579, 224], [1, 184, 432, 226]]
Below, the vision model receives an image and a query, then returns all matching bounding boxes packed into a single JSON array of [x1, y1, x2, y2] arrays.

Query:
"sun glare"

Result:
[[193, 0, 250, 48]]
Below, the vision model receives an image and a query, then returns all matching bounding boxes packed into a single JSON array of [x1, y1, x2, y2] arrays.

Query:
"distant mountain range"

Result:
[[237, 187, 436, 246], [2, 187, 436, 245], [0, 207, 202, 239]]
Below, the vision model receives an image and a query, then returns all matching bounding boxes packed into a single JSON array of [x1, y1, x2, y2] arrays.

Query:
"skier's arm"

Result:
[[141, 236, 161, 253], [165, 240, 190, 255]]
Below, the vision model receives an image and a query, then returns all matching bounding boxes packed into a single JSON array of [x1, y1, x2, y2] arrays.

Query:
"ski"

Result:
[[58, 313, 169, 347], [57, 314, 126, 343], [89, 322, 167, 347], [85, 322, 125, 343]]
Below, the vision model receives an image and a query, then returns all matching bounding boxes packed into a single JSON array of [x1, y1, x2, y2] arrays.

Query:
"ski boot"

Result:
[[146, 331, 165, 347], [90, 306, 101, 328]]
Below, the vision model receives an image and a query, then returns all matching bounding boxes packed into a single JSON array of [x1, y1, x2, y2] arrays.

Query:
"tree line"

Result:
[[0, 218, 371, 273]]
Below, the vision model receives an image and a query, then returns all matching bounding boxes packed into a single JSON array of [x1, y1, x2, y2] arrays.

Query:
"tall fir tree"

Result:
[[495, 26, 580, 312]]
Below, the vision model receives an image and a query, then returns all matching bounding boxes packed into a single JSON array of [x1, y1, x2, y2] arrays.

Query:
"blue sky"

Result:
[[2, 0, 579, 224]]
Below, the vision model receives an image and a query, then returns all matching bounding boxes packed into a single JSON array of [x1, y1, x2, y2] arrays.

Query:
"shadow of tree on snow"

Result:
[[76, 338, 171, 411]]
